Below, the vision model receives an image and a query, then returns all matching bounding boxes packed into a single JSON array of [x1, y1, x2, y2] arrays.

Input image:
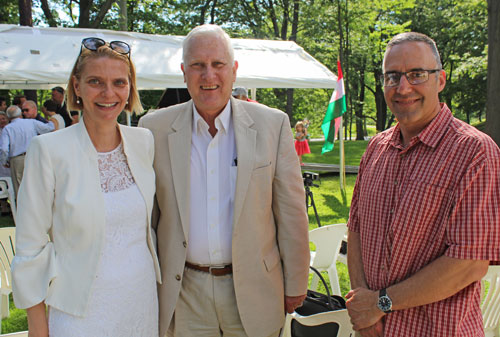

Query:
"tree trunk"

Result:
[[285, 88, 294, 122], [18, 0, 32, 26], [118, 0, 127, 30], [486, 0, 500, 146], [356, 60, 366, 140], [40, 0, 57, 27], [78, 0, 91, 27], [210, 0, 217, 23], [19, 0, 36, 103], [374, 69, 387, 131]]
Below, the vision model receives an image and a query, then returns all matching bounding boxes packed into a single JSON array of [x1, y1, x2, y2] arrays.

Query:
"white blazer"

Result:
[[11, 121, 161, 317]]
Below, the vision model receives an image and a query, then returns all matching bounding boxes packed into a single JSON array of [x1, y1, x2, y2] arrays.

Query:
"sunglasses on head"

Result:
[[80, 37, 131, 57]]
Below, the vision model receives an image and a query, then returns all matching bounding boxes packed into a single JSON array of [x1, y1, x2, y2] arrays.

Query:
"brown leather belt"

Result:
[[185, 262, 233, 276]]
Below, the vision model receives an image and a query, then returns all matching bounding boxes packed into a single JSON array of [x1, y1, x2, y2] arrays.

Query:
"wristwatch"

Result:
[[377, 288, 393, 313]]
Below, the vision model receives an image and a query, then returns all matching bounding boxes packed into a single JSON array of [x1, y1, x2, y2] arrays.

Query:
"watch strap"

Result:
[[378, 288, 393, 313]]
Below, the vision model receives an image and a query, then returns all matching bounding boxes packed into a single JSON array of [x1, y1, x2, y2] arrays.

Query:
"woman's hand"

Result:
[[27, 302, 49, 337]]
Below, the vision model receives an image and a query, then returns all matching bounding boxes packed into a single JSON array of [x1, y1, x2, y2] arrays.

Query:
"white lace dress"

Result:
[[49, 143, 158, 337]]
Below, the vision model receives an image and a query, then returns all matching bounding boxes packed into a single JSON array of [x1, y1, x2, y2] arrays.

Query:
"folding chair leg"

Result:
[[327, 265, 341, 295], [1, 293, 9, 318], [310, 274, 320, 291]]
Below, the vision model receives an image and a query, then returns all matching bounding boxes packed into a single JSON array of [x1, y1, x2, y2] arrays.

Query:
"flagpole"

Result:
[[339, 116, 345, 192]]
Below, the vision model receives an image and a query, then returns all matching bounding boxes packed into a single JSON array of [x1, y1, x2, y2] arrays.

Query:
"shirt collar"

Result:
[[192, 100, 232, 135], [389, 103, 452, 150]]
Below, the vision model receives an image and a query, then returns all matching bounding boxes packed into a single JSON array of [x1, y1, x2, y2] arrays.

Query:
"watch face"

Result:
[[378, 295, 392, 312]]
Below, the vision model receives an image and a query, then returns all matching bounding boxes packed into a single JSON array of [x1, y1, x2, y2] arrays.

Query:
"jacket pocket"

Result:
[[263, 245, 281, 272]]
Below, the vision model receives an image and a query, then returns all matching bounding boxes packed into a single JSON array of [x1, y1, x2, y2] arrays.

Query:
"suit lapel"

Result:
[[232, 98, 256, 228], [168, 103, 193, 241]]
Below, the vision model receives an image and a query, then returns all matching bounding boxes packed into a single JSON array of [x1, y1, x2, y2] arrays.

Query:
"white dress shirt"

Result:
[[0, 118, 54, 165], [187, 101, 236, 265]]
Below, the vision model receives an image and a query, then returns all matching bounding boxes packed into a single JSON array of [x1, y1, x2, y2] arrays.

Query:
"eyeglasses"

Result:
[[21, 109, 29, 112], [80, 37, 131, 57], [380, 69, 441, 87]]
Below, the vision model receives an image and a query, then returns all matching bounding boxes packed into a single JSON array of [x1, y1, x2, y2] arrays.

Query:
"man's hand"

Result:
[[357, 320, 384, 337], [346, 287, 385, 331], [285, 294, 306, 314]]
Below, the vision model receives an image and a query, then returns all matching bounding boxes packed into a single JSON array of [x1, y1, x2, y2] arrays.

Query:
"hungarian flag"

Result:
[[321, 60, 346, 154]]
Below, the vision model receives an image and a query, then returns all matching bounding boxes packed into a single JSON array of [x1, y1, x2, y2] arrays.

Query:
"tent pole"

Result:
[[250, 88, 257, 101]]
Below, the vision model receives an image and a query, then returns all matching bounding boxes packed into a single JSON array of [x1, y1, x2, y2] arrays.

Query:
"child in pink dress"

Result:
[[294, 121, 311, 165]]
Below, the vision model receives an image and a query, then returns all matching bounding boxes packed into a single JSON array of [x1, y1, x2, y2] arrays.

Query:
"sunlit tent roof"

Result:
[[0, 24, 337, 90]]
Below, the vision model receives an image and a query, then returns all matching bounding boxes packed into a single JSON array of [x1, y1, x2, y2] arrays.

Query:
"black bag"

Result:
[[291, 266, 347, 337]]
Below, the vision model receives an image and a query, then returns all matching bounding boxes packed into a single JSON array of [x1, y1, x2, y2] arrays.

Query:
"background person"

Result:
[[12, 95, 26, 110], [52, 86, 78, 125], [11, 37, 160, 337], [294, 121, 310, 165], [139, 24, 309, 337], [232, 86, 258, 102], [0, 111, 8, 129], [0, 105, 54, 197], [42, 100, 65, 130], [0, 97, 7, 112], [345, 32, 499, 337], [22, 100, 49, 123], [0, 111, 11, 214]]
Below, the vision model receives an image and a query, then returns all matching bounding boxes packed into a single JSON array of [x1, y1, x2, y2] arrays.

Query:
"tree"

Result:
[[486, 0, 500, 146], [0, 0, 19, 23], [18, 0, 32, 26]]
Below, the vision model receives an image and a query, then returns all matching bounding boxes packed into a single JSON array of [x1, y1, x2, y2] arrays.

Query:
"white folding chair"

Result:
[[280, 309, 353, 337], [482, 265, 500, 337], [309, 224, 347, 295], [0, 332, 28, 336], [0, 227, 15, 319], [0, 177, 17, 224]]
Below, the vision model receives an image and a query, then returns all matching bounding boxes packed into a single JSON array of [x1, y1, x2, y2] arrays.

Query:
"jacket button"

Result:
[[183, 241, 187, 248], [176, 274, 181, 281]]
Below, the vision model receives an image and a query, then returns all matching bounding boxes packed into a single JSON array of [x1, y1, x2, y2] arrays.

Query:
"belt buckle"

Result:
[[208, 265, 225, 275]]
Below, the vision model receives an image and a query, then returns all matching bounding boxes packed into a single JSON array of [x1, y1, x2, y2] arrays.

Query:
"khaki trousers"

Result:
[[168, 267, 280, 337], [9, 154, 25, 198]]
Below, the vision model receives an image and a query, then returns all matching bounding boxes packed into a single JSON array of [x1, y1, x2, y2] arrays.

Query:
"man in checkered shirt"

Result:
[[345, 32, 500, 337]]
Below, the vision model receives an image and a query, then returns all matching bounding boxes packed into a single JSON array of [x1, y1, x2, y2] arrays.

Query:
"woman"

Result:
[[42, 100, 65, 130], [11, 37, 161, 337]]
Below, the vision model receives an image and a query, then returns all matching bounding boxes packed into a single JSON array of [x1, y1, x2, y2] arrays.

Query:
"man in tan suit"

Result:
[[139, 24, 310, 337]]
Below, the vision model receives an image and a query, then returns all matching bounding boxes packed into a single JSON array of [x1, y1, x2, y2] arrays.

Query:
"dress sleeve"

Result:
[[11, 136, 57, 309]]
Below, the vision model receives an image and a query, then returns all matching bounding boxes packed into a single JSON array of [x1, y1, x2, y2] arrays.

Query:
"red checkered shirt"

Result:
[[348, 104, 500, 337]]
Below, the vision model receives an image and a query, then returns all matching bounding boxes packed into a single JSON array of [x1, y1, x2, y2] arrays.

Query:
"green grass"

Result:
[[306, 173, 357, 297], [303, 140, 367, 297], [303, 140, 368, 166], [0, 214, 28, 334], [2, 296, 28, 333]]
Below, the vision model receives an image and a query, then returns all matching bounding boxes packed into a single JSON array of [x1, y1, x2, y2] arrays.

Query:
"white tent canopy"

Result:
[[0, 24, 337, 90]]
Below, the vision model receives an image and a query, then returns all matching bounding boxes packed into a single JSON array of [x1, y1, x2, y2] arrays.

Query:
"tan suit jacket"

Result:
[[139, 97, 310, 337]]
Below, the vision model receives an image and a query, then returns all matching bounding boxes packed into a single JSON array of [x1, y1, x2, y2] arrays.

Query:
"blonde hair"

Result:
[[66, 43, 143, 115], [295, 121, 305, 131]]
